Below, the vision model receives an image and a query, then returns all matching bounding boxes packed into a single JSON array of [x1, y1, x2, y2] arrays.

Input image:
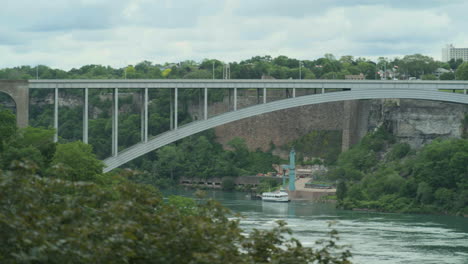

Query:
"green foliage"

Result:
[[0, 121, 56, 174], [330, 128, 468, 215], [387, 143, 411, 161], [439, 72, 455, 80], [416, 181, 433, 204], [287, 130, 342, 165], [0, 166, 352, 263], [257, 178, 281, 193], [412, 139, 467, 189], [336, 181, 347, 201], [0, 53, 454, 84], [463, 113, 468, 139], [393, 54, 438, 79], [421, 74, 437, 80], [455, 62, 468, 80], [167, 195, 198, 215], [50, 141, 104, 182], [0, 107, 16, 151], [221, 177, 236, 191], [331, 126, 394, 173], [449, 58, 464, 70]]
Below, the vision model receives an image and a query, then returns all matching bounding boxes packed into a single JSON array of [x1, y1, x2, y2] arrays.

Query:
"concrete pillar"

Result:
[[204, 87, 208, 120], [140, 88, 148, 142], [233, 87, 237, 111], [54, 87, 58, 142], [170, 89, 173, 130], [293, 88, 296, 98], [174, 87, 178, 129], [143, 88, 148, 142], [341, 100, 359, 152], [83, 88, 88, 144], [0, 80, 29, 128], [112, 88, 119, 156], [263, 87, 267, 104], [140, 89, 144, 141]]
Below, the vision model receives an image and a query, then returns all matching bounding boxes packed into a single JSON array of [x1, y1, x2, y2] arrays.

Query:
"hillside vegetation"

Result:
[[328, 126, 468, 216]]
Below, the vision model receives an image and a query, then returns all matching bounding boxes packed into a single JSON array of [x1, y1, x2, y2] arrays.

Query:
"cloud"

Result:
[[0, 0, 467, 69]]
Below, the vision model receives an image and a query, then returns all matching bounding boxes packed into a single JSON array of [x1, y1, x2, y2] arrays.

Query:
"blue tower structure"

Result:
[[281, 148, 296, 191]]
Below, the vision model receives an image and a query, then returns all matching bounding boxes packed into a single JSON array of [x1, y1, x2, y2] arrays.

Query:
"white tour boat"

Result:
[[261, 188, 290, 202]]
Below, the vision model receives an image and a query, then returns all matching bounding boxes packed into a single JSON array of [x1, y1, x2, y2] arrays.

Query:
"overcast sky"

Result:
[[1, 0, 468, 70]]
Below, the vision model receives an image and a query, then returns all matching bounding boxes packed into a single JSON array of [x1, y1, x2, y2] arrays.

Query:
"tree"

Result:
[[336, 181, 347, 201], [183, 69, 212, 79], [439, 72, 455, 80], [221, 176, 236, 191], [156, 145, 181, 180], [227, 137, 250, 168], [0, 166, 352, 263], [396, 54, 438, 78], [124, 65, 138, 79], [421, 74, 437, 80], [416, 182, 433, 204], [50, 141, 104, 182], [0, 107, 16, 151], [455, 62, 468, 80], [448, 58, 464, 70]]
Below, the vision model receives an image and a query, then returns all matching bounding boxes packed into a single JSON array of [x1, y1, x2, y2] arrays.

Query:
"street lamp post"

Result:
[[299, 61, 303, 80]]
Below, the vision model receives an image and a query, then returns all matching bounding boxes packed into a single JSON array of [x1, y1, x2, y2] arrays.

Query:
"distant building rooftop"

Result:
[[345, 73, 365, 80]]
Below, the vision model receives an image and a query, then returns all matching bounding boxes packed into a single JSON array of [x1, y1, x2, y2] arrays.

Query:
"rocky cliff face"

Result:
[[193, 95, 467, 157], [187, 89, 350, 158], [363, 99, 468, 148]]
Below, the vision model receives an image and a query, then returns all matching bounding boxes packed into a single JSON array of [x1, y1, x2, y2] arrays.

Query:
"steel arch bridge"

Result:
[[2, 79, 467, 172]]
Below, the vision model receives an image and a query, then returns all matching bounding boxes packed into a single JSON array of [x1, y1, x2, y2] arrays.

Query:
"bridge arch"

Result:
[[0, 80, 29, 128], [103, 89, 468, 172]]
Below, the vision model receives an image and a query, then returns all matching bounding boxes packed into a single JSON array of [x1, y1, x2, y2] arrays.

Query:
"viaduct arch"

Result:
[[0, 80, 29, 128]]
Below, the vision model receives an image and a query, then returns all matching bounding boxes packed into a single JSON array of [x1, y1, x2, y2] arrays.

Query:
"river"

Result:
[[164, 189, 468, 264]]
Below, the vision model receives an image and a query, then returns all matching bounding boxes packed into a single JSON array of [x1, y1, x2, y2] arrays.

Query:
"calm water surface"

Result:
[[164, 189, 468, 264]]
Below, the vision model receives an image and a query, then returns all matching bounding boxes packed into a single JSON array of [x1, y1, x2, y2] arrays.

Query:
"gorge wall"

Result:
[[363, 99, 468, 148], [193, 91, 467, 158]]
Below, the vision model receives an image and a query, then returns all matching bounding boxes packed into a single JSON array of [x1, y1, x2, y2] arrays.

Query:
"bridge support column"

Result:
[[170, 89, 173, 130], [234, 87, 237, 111], [141, 88, 148, 142], [341, 100, 359, 152], [112, 88, 119, 156], [204, 87, 208, 120], [0, 80, 30, 128], [263, 87, 267, 104], [142, 88, 148, 142], [54, 87, 58, 142], [174, 87, 178, 129], [83, 88, 88, 144], [293, 88, 296, 98]]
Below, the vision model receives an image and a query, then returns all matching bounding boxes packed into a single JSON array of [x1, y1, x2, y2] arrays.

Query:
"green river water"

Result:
[[165, 189, 468, 264]]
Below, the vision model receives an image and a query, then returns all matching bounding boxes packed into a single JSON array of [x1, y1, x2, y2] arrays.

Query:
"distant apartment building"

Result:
[[442, 44, 468, 62]]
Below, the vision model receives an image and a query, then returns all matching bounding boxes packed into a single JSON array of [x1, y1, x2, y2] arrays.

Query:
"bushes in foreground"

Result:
[[0, 164, 351, 263]]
